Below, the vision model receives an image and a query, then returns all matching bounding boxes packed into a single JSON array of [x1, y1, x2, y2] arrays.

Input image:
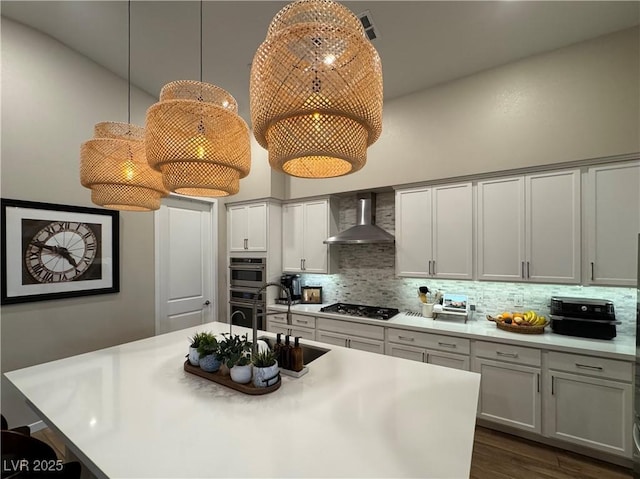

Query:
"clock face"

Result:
[[25, 221, 98, 283]]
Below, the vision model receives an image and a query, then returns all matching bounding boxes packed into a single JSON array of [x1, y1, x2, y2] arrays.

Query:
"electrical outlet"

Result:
[[514, 294, 524, 308]]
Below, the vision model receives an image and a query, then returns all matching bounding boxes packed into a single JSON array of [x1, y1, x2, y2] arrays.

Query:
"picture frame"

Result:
[[1, 198, 120, 305], [301, 286, 322, 304]]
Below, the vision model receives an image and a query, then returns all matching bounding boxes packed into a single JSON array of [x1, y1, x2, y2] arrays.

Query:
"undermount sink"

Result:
[[258, 336, 330, 365]]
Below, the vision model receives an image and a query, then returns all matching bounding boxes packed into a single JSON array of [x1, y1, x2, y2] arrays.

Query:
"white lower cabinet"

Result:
[[472, 341, 541, 434], [386, 328, 470, 370], [544, 351, 632, 458], [266, 313, 316, 341], [316, 318, 385, 355]]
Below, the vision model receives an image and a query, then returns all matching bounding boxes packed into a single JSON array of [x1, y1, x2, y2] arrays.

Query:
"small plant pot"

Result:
[[199, 354, 221, 373], [252, 361, 279, 388], [188, 347, 200, 366], [229, 364, 252, 384]]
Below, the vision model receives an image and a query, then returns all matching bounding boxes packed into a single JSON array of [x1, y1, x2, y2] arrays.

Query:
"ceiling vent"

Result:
[[357, 10, 379, 41]]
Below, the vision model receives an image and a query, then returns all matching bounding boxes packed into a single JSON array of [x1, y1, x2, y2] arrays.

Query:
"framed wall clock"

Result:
[[1, 198, 119, 304]]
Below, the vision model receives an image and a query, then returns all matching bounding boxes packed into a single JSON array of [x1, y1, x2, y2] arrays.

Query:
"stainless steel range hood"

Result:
[[324, 192, 395, 244]]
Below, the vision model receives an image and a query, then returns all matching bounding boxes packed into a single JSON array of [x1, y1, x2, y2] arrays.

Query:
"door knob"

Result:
[[203, 300, 211, 306]]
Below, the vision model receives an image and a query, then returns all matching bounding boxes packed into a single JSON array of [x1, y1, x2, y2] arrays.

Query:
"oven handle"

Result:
[[229, 299, 266, 308], [229, 264, 266, 272], [230, 286, 264, 294]]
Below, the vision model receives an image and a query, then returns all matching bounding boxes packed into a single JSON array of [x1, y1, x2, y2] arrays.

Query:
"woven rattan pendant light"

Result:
[[145, 2, 250, 197], [80, 1, 168, 211], [250, 0, 383, 178]]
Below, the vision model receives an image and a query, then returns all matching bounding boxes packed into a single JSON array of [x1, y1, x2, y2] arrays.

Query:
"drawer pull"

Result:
[[496, 351, 518, 358], [398, 336, 415, 342], [438, 342, 457, 348], [297, 319, 308, 324], [537, 373, 540, 393], [575, 363, 603, 371]]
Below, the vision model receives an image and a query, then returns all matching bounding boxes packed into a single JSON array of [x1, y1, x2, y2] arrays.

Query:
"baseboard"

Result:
[[29, 420, 46, 433]]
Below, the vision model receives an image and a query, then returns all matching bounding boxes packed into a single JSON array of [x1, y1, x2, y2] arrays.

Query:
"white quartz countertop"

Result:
[[268, 304, 635, 361], [5, 322, 481, 479]]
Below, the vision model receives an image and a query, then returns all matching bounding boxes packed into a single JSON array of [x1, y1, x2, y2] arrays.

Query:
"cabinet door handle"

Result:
[[303, 259, 306, 270], [398, 336, 415, 342], [521, 262, 525, 279], [537, 373, 540, 393], [424, 352, 428, 363], [432, 260, 436, 275], [590, 262, 594, 281], [551, 376, 555, 395], [346, 339, 351, 348], [496, 351, 518, 358], [438, 342, 457, 348], [300, 259, 303, 270], [576, 363, 603, 372], [428, 260, 432, 275], [526, 261, 530, 278], [244, 238, 248, 250]]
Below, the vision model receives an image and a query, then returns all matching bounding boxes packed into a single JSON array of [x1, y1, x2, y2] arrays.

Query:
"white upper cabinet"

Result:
[[477, 170, 580, 283], [477, 177, 526, 281], [283, 198, 337, 274], [586, 161, 640, 286], [396, 183, 473, 279], [227, 202, 268, 252], [396, 188, 432, 276]]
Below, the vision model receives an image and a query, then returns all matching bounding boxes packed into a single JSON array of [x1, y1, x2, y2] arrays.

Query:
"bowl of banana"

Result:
[[486, 311, 549, 334]]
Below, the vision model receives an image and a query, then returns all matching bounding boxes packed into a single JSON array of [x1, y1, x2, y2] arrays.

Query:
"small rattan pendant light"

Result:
[[145, 1, 250, 197], [250, 0, 383, 178], [80, 1, 168, 211]]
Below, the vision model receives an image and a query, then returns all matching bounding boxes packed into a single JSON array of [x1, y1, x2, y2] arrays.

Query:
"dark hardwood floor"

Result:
[[33, 426, 632, 478]]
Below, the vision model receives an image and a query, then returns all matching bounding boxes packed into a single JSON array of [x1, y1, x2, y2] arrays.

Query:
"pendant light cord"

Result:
[[127, 0, 131, 124], [199, 0, 203, 83]]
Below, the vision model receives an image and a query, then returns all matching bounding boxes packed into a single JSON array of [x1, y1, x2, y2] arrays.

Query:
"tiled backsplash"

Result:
[[300, 192, 637, 337]]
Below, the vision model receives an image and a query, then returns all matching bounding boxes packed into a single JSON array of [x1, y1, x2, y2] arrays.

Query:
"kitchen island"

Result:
[[4, 321, 481, 478]]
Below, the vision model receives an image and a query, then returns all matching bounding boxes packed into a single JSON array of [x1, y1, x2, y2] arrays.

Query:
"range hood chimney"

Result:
[[324, 192, 395, 244]]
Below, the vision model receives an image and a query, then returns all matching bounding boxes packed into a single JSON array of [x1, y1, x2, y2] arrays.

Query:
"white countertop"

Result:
[[5, 322, 481, 479], [268, 304, 635, 361]]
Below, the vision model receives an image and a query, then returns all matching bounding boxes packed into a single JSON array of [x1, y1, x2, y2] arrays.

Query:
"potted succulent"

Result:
[[196, 333, 221, 373], [217, 333, 253, 384], [252, 349, 279, 388], [187, 331, 208, 366]]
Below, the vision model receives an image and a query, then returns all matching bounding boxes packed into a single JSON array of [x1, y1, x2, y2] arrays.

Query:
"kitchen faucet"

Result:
[[252, 282, 292, 355], [229, 310, 246, 336]]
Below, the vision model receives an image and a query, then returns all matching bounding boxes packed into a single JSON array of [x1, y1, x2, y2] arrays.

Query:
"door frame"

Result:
[[154, 194, 219, 335]]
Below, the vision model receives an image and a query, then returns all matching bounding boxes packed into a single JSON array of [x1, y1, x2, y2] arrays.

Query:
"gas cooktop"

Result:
[[320, 303, 400, 320]]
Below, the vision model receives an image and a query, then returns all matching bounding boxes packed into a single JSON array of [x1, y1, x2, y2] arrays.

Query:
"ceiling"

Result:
[[2, 1, 639, 121]]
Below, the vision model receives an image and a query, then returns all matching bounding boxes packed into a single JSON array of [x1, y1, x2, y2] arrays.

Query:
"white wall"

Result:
[[284, 27, 640, 199], [1, 18, 158, 426]]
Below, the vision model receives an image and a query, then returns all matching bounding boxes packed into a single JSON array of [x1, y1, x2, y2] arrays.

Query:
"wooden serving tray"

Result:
[[486, 315, 549, 335], [184, 360, 281, 395]]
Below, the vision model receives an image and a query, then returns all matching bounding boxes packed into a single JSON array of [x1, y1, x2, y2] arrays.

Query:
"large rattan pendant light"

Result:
[[80, 1, 168, 211], [145, 1, 250, 197], [250, 0, 383, 178]]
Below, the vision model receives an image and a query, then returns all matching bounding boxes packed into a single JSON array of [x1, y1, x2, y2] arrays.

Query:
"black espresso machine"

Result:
[[550, 296, 619, 340], [277, 274, 301, 304]]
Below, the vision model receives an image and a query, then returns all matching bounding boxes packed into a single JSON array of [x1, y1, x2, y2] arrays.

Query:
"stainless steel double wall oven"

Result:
[[229, 257, 266, 330]]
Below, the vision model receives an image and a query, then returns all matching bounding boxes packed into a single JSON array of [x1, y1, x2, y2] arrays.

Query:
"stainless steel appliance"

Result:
[[549, 296, 618, 340], [229, 257, 266, 329], [324, 192, 395, 244], [229, 257, 266, 288], [279, 274, 301, 303], [633, 234, 640, 478], [320, 303, 400, 320]]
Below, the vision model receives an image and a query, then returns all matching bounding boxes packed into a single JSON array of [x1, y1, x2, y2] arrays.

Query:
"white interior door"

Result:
[[156, 196, 216, 335]]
